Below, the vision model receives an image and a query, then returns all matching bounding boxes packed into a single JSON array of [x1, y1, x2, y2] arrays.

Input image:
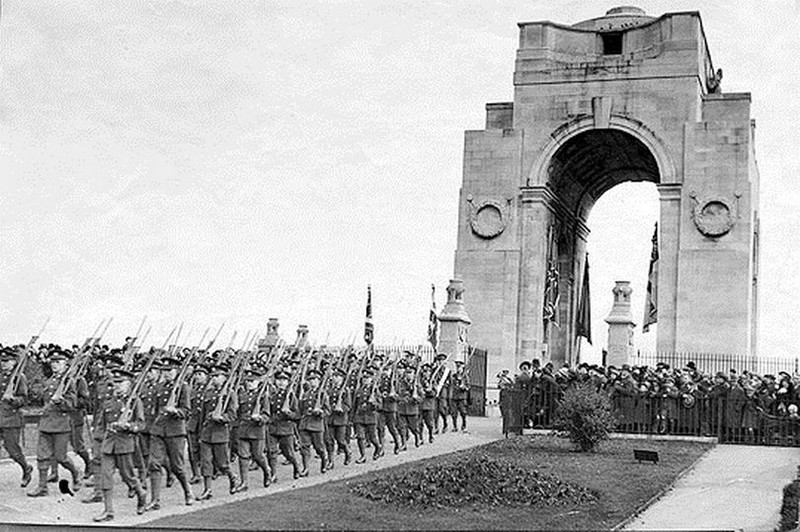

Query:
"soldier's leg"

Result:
[[145, 435, 168, 510], [354, 423, 367, 463], [385, 412, 401, 453], [438, 399, 449, 431], [197, 441, 214, 499], [323, 422, 335, 462], [53, 432, 80, 484], [212, 442, 237, 492], [278, 434, 301, 478], [459, 400, 468, 431], [187, 430, 201, 483], [166, 436, 193, 503], [366, 423, 382, 459], [310, 430, 328, 473], [135, 434, 148, 484], [249, 438, 270, 486], [116, 453, 146, 514], [2, 427, 32, 482], [408, 414, 421, 446], [31, 432, 56, 495], [376, 411, 386, 448], [397, 414, 409, 446], [93, 453, 117, 521], [265, 433, 280, 481], [422, 409, 435, 442], [70, 417, 91, 475], [297, 429, 312, 475], [451, 400, 459, 430], [236, 437, 253, 488], [334, 425, 351, 464]]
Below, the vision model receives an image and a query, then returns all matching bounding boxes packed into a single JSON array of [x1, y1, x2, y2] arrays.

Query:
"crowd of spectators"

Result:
[[497, 358, 800, 445]]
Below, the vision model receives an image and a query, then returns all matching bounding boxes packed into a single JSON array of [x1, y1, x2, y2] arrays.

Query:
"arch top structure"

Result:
[[453, 6, 760, 388]]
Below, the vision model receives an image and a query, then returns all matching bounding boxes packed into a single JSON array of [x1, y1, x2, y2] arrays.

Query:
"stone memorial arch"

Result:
[[452, 7, 760, 383]]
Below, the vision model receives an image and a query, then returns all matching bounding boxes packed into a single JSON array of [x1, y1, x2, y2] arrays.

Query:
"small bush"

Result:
[[777, 474, 800, 532], [552, 382, 617, 452]]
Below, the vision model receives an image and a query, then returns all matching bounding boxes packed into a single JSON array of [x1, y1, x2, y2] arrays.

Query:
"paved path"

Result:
[[625, 445, 800, 531], [0, 416, 502, 527]]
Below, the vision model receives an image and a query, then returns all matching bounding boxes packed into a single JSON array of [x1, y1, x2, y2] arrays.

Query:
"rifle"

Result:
[[212, 348, 249, 419], [411, 353, 423, 402], [313, 365, 331, 412], [166, 327, 210, 410], [250, 340, 285, 419], [3, 317, 49, 399], [433, 361, 451, 396], [281, 348, 314, 415], [117, 325, 177, 427], [123, 325, 151, 371], [91, 317, 114, 349], [196, 322, 225, 367], [121, 316, 147, 366]]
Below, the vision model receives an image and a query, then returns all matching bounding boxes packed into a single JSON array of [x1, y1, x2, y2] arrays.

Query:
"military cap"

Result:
[[193, 364, 211, 374], [435, 353, 447, 361], [244, 367, 263, 378], [420, 363, 432, 371], [159, 357, 181, 369], [112, 368, 135, 381], [49, 350, 68, 362], [454, 360, 465, 366], [361, 368, 375, 377], [306, 368, 321, 379], [274, 370, 290, 380], [0, 349, 16, 362], [333, 367, 347, 377], [779, 371, 791, 381], [519, 361, 531, 370], [714, 371, 728, 380], [103, 354, 124, 367], [211, 362, 229, 374]]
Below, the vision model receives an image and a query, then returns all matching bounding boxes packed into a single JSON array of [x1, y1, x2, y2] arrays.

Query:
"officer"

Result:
[[352, 368, 382, 463], [187, 364, 208, 484], [235, 367, 271, 490], [419, 363, 437, 444], [450, 360, 470, 432], [92, 368, 147, 522], [82, 353, 120, 503], [267, 370, 302, 481], [377, 362, 402, 454], [0, 348, 33, 487], [397, 362, 421, 448], [297, 368, 329, 474], [324, 367, 351, 468], [29, 350, 81, 497], [432, 354, 451, 433]]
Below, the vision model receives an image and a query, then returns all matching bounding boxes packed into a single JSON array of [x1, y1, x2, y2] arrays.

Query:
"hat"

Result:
[[211, 363, 229, 374], [454, 360, 465, 366], [244, 367, 263, 378], [306, 368, 321, 379], [159, 357, 181, 369], [49, 350, 68, 362], [362, 368, 375, 377], [193, 364, 210, 375], [686, 361, 696, 370], [519, 361, 531, 370], [112, 368, 135, 381], [333, 367, 347, 377], [435, 353, 447, 361], [0, 349, 16, 362], [104, 354, 124, 368], [274, 370, 290, 380]]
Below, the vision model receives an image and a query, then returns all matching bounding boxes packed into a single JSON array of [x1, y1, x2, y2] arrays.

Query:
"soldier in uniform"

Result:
[[82, 354, 120, 503], [235, 367, 271, 490], [324, 367, 351, 468], [197, 362, 241, 500], [0, 348, 34, 487], [419, 363, 438, 444], [450, 360, 470, 432], [267, 370, 302, 480], [432, 354, 451, 433], [352, 368, 383, 463], [397, 362, 421, 448], [92, 368, 147, 522], [144, 358, 194, 510], [29, 350, 81, 497], [377, 362, 403, 454], [137, 359, 160, 488], [187, 364, 208, 484], [298, 368, 329, 474]]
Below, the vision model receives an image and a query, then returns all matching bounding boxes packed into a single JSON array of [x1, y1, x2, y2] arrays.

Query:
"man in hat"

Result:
[[235, 367, 271, 490], [197, 362, 240, 500], [352, 368, 382, 463], [187, 364, 208, 484], [82, 354, 121, 503], [143, 357, 195, 511], [450, 360, 470, 432], [92, 368, 147, 522], [267, 370, 302, 481], [397, 363, 421, 448], [0, 348, 33, 487], [29, 350, 81, 497], [298, 368, 329, 474], [137, 358, 162, 489], [432, 353, 451, 434], [325, 367, 352, 468], [419, 363, 437, 443], [376, 362, 403, 454]]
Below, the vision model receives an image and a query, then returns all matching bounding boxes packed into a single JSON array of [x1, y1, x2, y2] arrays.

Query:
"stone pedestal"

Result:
[[257, 318, 280, 351], [438, 279, 472, 362], [295, 324, 309, 349], [605, 281, 636, 368]]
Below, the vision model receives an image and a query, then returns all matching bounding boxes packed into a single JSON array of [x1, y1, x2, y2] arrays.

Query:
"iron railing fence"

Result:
[[632, 351, 799, 376]]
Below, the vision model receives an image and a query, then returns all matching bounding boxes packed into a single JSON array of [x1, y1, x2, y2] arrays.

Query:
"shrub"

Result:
[[777, 473, 800, 532], [552, 382, 617, 452]]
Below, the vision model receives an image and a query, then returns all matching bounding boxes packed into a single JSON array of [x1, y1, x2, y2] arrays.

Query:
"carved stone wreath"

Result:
[[689, 192, 740, 238], [466, 196, 512, 239]]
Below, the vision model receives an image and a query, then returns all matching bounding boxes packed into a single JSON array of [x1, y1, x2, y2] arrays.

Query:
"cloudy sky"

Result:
[[1, 1, 798, 362]]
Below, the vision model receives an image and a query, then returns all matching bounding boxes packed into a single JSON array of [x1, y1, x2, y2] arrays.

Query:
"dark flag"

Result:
[[643, 223, 659, 332], [364, 284, 374, 345], [576, 253, 592, 345], [427, 284, 438, 350], [543, 226, 560, 341]]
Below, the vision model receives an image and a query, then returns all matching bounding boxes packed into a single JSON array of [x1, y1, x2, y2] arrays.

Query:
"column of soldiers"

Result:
[[0, 339, 473, 522]]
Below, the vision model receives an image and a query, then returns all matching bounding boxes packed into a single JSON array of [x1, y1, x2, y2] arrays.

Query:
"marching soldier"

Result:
[[187, 364, 207, 484], [267, 370, 302, 480], [377, 362, 403, 454], [0, 348, 34, 487], [29, 350, 81, 497], [397, 362, 421, 448], [235, 368, 272, 490], [144, 358, 195, 510], [432, 354, 451, 433], [352, 368, 383, 463], [450, 360, 470, 432], [419, 363, 437, 443], [92, 368, 147, 522], [325, 367, 352, 468], [298, 368, 329, 474], [82, 354, 120, 503], [197, 362, 240, 500]]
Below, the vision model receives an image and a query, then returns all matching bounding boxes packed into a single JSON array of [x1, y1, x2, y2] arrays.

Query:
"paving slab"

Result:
[[0, 416, 502, 527], [625, 445, 800, 531]]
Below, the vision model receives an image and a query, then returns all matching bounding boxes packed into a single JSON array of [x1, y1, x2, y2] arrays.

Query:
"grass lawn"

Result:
[[149, 435, 713, 531]]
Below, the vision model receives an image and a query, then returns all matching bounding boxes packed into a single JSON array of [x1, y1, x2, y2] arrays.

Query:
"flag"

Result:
[[543, 226, 560, 340], [364, 284, 374, 345], [427, 284, 438, 350], [576, 252, 592, 345], [643, 223, 659, 332]]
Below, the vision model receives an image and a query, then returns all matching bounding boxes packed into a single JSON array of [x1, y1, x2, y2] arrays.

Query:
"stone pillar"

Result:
[[257, 318, 280, 351], [605, 281, 636, 368], [438, 279, 472, 362], [295, 324, 309, 349]]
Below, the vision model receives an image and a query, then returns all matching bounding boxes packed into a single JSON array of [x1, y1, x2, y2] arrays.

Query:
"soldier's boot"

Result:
[[355, 440, 367, 464], [461, 417, 468, 432], [236, 460, 250, 493], [79, 451, 92, 478], [267, 456, 278, 483], [93, 490, 114, 522], [28, 469, 49, 497], [144, 476, 161, 511], [227, 469, 241, 494], [261, 461, 272, 488], [136, 484, 147, 514], [47, 464, 58, 483], [21, 463, 33, 488], [372, 444, 384, 461], [165, 468, 175, 488], [196, 477, 213, 501], [414, 432, 421, 448], [441, 416, 448, 432], [298, 450, 309, 478], [319, 453, 328, 474], [291, 459, 302, 480], [343, 446, 352, 466], [176, 471, 194, 505]]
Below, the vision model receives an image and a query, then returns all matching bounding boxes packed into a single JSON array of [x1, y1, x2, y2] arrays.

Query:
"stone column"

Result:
[[257, 318, 280, 351], [295, 324, 309, 349], [438, 279, 472, 362], [605, 281, 636, 368]]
